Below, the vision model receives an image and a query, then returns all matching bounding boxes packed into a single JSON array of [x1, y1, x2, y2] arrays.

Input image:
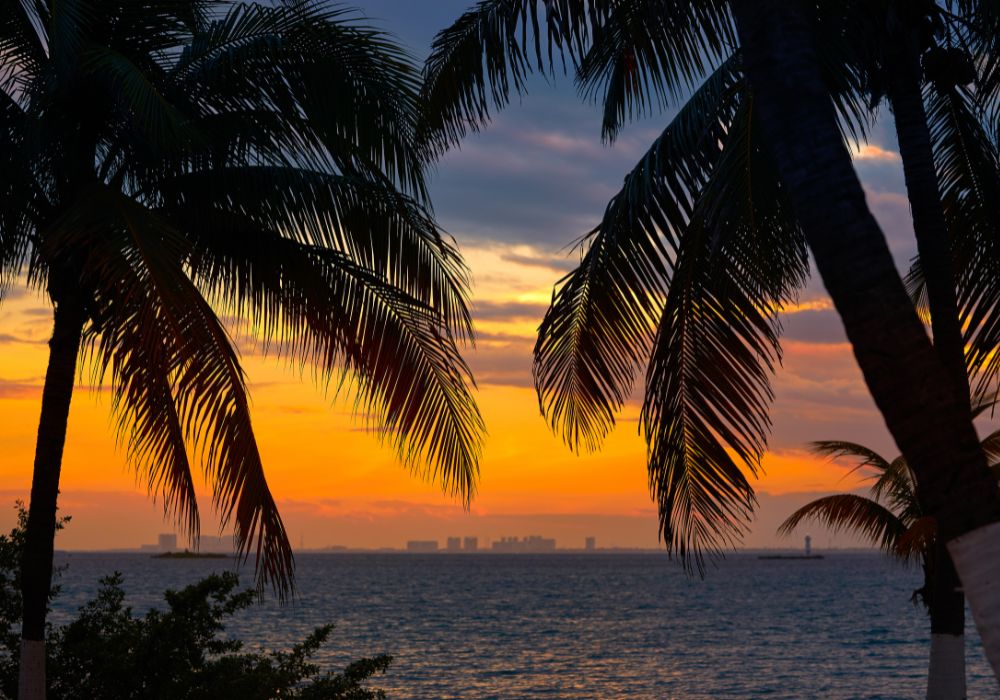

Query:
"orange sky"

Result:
[[0, 244, 890, 552]]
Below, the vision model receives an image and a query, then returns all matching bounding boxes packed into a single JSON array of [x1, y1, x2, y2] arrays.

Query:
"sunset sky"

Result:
[[0, 1, 974, 554]]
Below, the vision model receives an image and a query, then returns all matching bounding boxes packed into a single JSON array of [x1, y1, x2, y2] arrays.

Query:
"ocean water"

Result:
[[48, 552, 995, 699]]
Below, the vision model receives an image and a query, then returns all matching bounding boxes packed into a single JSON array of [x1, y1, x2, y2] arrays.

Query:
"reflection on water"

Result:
[[49, 552, 993, 699]]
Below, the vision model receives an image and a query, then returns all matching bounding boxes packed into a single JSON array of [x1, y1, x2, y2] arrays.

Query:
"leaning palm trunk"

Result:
[[886, 38, 969, 700], [886, 39, 971, 401], [18, 297, 87, 700], [731, 0, 1000, 683]]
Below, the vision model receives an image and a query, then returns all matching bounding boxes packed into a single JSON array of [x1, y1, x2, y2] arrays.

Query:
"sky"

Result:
[[0, 1, 977, 555]]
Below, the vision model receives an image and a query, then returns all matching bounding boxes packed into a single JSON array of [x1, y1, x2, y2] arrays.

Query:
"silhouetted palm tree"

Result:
[[730, 0, 1000, 684], [423, 0, 1000, 686], [422, 0, 1000, 567], [1, 2, 484, 697], [779, 405, 1000, 698]]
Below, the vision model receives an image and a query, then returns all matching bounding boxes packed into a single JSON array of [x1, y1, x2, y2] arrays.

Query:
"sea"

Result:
[[47, 551, 995, 699]]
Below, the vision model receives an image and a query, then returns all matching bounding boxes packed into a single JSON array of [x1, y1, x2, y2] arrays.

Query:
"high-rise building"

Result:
[[585, 536, 596, 551], [446, 537, 462, 552], [463, 536, 478, 552], [158, 533, 178, 551]]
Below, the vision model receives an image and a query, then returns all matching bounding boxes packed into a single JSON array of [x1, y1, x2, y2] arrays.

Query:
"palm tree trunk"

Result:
[[927, 541, 966, 700], [730, 0, 1000, 681], [18, 298, 86, 700], [885, 41, 969, 699], [886, 46, 971, 402]]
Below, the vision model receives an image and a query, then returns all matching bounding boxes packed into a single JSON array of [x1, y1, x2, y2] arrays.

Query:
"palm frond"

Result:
[[924, 82, 1000, 399], [575, 0, 733, 142], [156, 168, 474, 343], [777, 494, 907, 554], [0, 0, 47, 89], [170, 206, 484, 503], [170, 1, 430, 198], [808, 440, 892, 473], [418, 0, 600, 157], [534, 56, 741, 454], [980, 427, 1000, 464], [894, 515, 936, 563], [50, 187, 294, 596], [869, 456, 921, 525], [640, 95, 808, 573]]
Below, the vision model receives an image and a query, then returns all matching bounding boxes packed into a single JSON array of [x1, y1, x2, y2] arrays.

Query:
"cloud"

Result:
[[468, 341, 535, 388], [473, 300, 549, 322], [781, 308, 847, 344], [21, 308, 52, 317], [851, 143, 901, 162], [499, 251, 578, 273], [0, 333, 44, 345], [0, 377, 44, 399], [863, 187, 917, 264]]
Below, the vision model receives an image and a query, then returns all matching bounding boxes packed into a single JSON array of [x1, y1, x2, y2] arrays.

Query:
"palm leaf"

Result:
[[640, 95, 808, 573], [575, 0, 733, 141], [534, 56, 741, 454], [869, 456, 921, 526], [50, 186, 294, 596], [168, 205, 484, 502], [418, 0, 601, 157], [170, 2, 430, 198], [924, 82, 1000, 399], [894, 516, 937, 563], [156, 168, 473, 343], [778, 494, 907, 554], [808, 440, 892, 473]]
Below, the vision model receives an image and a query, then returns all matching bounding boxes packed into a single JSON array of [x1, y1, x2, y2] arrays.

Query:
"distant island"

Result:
[[152, 550, 229, 560]]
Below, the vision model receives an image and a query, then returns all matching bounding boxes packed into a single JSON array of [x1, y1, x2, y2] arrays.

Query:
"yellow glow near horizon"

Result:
[[0, 245, 876, 549]]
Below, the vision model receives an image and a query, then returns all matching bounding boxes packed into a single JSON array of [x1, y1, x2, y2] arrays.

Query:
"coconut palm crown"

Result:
[[1, 0, 485, 598]]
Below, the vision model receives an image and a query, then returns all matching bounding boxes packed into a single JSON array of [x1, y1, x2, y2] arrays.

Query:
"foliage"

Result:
[[0, 503, 69, 668], [424, 0, 1000, 572], [0, 0, 485, 597], [779, 409, 1000, 606], [0, 506, 390, 699]]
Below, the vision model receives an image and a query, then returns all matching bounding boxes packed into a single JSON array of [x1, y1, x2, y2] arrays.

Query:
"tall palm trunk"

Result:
[[18, 298, 86, 700], [927, 543, 966, 699], [887, 40, 969, 700], [731, 0, 1000, 684]]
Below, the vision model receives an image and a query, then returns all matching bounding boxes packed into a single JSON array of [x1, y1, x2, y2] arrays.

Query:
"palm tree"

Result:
[[423, 0, 999, 561], [422, 0, 1000, 683], [779, 411, 1000, 698], [730, 0, 1000, 682], [1, 2, 484, 697]]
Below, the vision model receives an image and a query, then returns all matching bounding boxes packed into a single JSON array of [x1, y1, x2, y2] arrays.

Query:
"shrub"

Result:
[[0, 505, 391, 699]]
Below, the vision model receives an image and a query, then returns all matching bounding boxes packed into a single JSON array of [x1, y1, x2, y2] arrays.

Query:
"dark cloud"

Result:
[[781, 309, 847, 345], [499, 251, 578, 273]]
